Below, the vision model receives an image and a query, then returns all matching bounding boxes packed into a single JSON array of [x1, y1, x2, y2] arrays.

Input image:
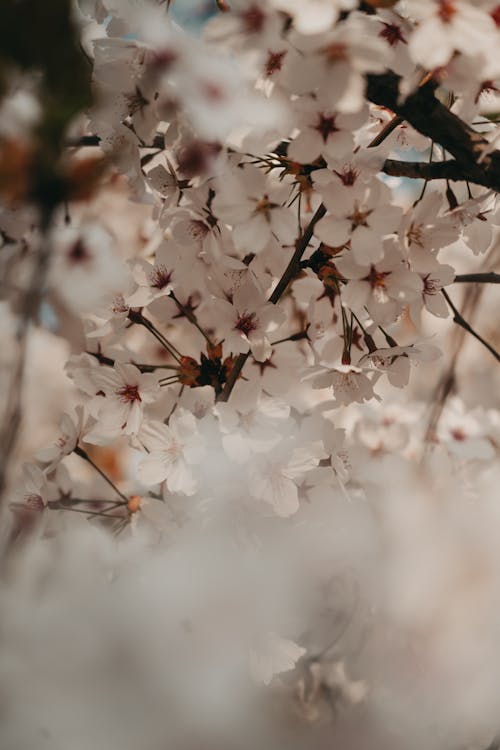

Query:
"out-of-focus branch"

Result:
[[0, 209, 54, 502]]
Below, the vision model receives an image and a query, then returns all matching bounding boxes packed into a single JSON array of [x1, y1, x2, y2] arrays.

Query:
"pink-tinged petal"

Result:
[[140, 421, 171, 451], [233, 214, 269, 253], [424, 292, 450, 319], [350, 227, 383, 265], [137, 452, 169, 485], [233, 275, 265, 311], [314, 215, 350, 246], [250, 335, 272, 363], [165, 460, 197, 496], [262, 474, 299, 518], [124, 400, 143, 435], [288, 130, 323, 164]]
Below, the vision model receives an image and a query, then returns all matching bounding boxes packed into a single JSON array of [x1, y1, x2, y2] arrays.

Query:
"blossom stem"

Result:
[[269, 203, 327, 304], [74, 445, 129, 503], [169, 292, 214, 345], [128, 310, 183, 363], [87, 350, 179, 372], [50, 505, 124, 519], [218, 203, 326, 402], [442, 289, 500, 362], [270, 329, 309, 346]]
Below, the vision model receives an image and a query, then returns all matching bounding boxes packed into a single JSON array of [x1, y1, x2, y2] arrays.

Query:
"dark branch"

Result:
[[382, 158, 496, 189], [217, 203, 326, 403], [442, 289, 500, 362], [87, 350, 179, 372], [366, 72, 500, 192], [454, 272, 500, 284]]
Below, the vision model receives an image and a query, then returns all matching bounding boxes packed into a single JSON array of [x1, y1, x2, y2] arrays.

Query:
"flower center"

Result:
[[241, 4, 266, 34], [111, 294, 129, 314], [115, 384, 141, 403], [188, 220, 210, 241], [423, 275, 439, 295], [334, 165, 359, 186], [265, 49, 287, 77], [406, 223, 424, 248], [379, 22, 407, 47], [365, 266, 390, 289], [235, 312, 258, 336], [322, 42, 347, 64], [347, 204, 372, 230], [314, 113, 339, 144], [438, 0, 457, 23], [148, 264, 173, 290], [67, 239, 91, 265], [491, 6, 500, 28]]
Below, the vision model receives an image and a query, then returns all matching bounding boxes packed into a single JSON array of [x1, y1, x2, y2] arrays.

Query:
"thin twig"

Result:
[[128, 310, 183, 363], [87, 350, 179, 372], [169, 291, 213, 345], [442, 288, 500, 362], [74, 445, 129, 503], [0, 208, 55, 504]]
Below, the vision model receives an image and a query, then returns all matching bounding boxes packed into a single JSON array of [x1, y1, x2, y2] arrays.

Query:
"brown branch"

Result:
[[269, 203, 326, 304], [381, 158, 496, 189], [87, 350, 179, 372], [454, 272, 500, 284], [67, 134, 101, 147], [217, 203, 326, 403], [74, 445, 129, 503], [442, 288, 500, 362], [366, 72, 500, 191], [0, 208, 55, 504]]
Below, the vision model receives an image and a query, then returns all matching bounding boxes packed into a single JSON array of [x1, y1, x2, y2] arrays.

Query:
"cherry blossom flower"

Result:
[[303, 362, 378, 407], [248, 438, 320, 517], [35, 407, 85, 472], [215, 380, 290, 463], [210, 274, 285, 361], [126, 241, 177, 308], [437, 398, 496, 460], [212, 164, 296, 253], [359, 341, 441, 388], [315, 182, 402, 265], [249, 633, 306, 685], [288, 98, 367, 164], [336, 240, 421, 324], [49, 223, 129, 315], [410, 263, 456, 320], [137, 409, 204, 496], [84, 363, 160, 444], [405, 0, 496, 68], [284, 14, 392, 112], [399, 192, 458, 272], [447, 191, 499, 255]]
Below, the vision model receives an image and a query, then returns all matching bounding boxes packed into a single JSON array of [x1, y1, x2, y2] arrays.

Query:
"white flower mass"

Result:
[[1, 1, 500, 749]]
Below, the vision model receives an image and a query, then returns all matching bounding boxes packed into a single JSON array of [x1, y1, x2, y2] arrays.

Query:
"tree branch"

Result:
[[217, 203, 326, 403], [382, 158, 496, 189], [442, 289, 500, 362], [366, 72, 500, 191], [454, 272, 500, 284]]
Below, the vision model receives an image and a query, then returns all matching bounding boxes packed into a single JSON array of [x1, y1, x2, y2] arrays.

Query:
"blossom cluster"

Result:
[[1, 1, 500, 748]]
